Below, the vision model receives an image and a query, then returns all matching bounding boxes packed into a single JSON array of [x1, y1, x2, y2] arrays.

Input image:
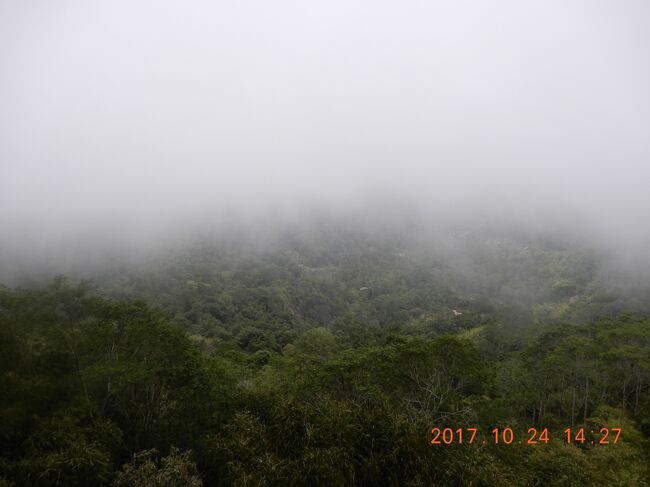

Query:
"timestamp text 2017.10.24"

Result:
[[430, 427, 622, 446]]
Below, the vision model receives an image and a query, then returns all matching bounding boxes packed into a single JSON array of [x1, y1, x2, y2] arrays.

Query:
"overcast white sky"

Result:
[[1, 0, 649, 245]]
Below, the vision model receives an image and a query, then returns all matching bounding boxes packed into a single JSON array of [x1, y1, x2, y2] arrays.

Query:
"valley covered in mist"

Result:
[[2, 0, 650, 485], [2, 211, 650, 485]]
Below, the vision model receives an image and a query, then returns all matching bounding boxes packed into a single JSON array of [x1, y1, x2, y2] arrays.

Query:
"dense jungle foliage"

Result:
[[1, 224, 649, 485]]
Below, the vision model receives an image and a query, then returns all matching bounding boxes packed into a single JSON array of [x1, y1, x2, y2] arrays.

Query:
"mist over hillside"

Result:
[[2, 0, 650, 260], [3, 207, 649, 335], [2, 1, 650, 485]]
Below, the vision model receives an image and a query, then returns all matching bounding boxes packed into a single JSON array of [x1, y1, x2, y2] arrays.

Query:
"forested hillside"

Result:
[[1, 225, 649, 486], [3, 0, 650, 484]]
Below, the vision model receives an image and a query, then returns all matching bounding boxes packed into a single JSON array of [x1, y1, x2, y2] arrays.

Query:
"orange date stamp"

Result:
[[430, 427, 621, 445]]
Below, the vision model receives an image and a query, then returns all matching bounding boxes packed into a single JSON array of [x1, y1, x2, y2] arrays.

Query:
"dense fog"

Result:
[[1, 1, 649, 276], [3, 5, 650, 485]]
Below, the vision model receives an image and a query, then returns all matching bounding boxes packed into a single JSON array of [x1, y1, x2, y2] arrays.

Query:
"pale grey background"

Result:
[[1, 1, 649, 261]]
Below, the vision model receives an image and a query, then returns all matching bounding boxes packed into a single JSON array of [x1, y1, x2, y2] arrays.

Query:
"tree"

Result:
[[113, 448, 202, 487]]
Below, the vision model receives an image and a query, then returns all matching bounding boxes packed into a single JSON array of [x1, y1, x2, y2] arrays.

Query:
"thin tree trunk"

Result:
[[571, 357, 577, 428], [583, 376, 589, 425], [571, 384, 576, 429]]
